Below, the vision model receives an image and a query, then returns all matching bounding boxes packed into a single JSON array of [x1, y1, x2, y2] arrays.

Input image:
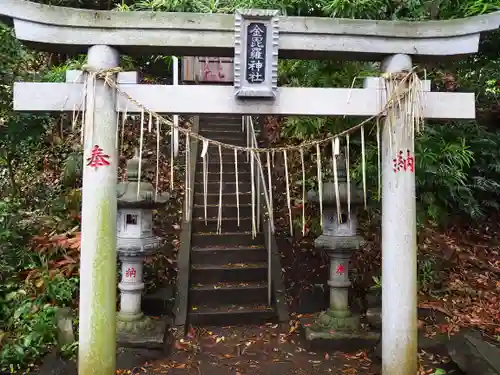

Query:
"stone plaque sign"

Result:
[[246, 22, 267, 84], [234, 9, 279, 99]]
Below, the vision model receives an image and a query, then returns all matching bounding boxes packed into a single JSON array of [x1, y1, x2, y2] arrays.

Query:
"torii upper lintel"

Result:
[[1, 0, 500, 61]]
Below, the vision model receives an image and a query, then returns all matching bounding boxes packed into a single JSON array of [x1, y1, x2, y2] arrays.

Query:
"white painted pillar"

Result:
[[380, 54, 418, 375], [78, 45, 120, 375]]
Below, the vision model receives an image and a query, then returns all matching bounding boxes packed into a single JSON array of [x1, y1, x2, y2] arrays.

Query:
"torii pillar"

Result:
[[380, 54, 418, 375], [78, 45, 120, 375]]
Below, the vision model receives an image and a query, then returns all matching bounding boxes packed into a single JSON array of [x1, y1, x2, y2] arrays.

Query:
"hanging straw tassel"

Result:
[[115, 112, 120, 149], [217, 145, 223, 235], [346, 134, 351, 220], [170, 120, 175, 192], [376, 117, 381, 200], [184, 133, 191, 222], [137, 109, 145, 199], [148, 112, 153, 133], [300, 148, 306, 237], [201, 140, 209, 225], [155, 116, 161, 201], [361, 125, 367, 209], [72, 104, 77, 132], [332, 138, 342, 223], [80, 78, 89, 145], [283, 150, 293, 236], [266, 151, 273, 214], [250, 150, 256, 238], [235, 148, 240, 227], [316, 144, 324, 229], [121, 106, 128, 156]]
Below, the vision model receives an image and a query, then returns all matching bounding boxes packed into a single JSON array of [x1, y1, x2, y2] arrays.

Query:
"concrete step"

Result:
[[191, 232, 263, 247], [190, 263, 267, 283], [199, 123, 243, 132], [194, 181, 251, 194], [196, 162, 251, 173], [141, 283, 175, 316], [194, 171, 251, 183], [199, 137, 247, 147], [192, 216, 254, 232], [190, 281, 268, 305], [200, 150, 248, 163], [188, 304, 274, 326], [190, 245, 267, 264], [199, 129, 245, 138], [193, 192, 252, 206], [192, 204, 253, 219]]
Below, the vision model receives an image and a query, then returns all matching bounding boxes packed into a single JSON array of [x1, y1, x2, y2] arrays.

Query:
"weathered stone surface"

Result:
[[2, 0, 500, 60], [55, 307, 75, 350], [13, 83, 476, 119], [366, 307, 382, 329], [117, 317, 172, 351], [302, 316, 380, 352], [447, 329, 500, 375]]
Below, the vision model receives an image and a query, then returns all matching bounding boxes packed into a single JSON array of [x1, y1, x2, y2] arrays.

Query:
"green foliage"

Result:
[[3, 0, 500, 371], [0, 198, 79, 372]]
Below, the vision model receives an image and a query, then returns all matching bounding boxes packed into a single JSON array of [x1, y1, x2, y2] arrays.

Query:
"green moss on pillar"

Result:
[[79, 199, 117, 375]]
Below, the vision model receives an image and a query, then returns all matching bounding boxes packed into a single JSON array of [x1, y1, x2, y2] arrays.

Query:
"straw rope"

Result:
[[80, 65, 422, 154]]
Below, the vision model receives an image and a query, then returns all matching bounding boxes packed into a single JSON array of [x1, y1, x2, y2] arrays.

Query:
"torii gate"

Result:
[[2, 2, 499, 375]]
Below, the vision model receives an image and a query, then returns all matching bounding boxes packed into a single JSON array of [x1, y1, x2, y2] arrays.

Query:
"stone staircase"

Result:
[[186, 114, 277, 326]]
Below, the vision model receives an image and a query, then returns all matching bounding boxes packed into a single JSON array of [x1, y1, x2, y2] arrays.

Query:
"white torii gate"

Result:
[[1, 2, 494, 375]]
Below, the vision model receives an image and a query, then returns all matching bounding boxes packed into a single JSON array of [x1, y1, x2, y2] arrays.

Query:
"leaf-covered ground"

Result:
[[112, 324, 460, 375]]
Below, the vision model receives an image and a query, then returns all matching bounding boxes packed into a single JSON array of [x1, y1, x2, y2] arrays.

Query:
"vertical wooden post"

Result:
[[78, 45, 120, 375]]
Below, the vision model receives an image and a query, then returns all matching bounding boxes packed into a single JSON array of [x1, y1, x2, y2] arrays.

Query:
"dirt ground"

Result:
[[118, 324, 461, 375]]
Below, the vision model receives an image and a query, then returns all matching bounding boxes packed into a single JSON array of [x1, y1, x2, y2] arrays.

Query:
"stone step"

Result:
[[190, 281, 268, 305], [190, 245, 267, 264], [196, 162, 251, 173], [194, 181, 251, 194], [190, 263, 267, 283], [188, 304, 274, 326], [192, 216, 254, 232], [194, 171, 252, 183], [193, 192, 252, 206], [199, 123, 244, 132], [191, 232, 263, 247], [192, 204, 253, 219], [199, 150, 249, 163], [199, 136, 247, 147], [141, 283, 175, 316], [199, 129, 245, 138]]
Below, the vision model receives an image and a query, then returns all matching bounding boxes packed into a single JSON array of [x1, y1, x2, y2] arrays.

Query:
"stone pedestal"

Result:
[[304, 159, 379, 351], [115, 153, 171, 350], [303, 233, 380, 351]]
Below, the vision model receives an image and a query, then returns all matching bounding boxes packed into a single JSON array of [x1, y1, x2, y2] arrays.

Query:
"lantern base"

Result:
[[117, 315, 171, 351], [117, 313, 150, 332], [301, 313, 380, 352], [315, 309, 361, 332]]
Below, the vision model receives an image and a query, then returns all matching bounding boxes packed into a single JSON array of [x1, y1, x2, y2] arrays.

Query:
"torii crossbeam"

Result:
[[1, 2, 496, 375]]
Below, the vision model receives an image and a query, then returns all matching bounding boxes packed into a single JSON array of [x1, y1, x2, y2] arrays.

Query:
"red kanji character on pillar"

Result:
[[336, 264, 345, 275], [125, 268, 137, 278], [86, 145, 110, 169], [405, 149, 415, 172]]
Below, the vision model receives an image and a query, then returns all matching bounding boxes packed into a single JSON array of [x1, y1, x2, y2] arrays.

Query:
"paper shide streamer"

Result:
[[74, 68, 425, 240]]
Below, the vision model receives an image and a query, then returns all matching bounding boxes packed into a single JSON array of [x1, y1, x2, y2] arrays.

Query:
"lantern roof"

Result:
[[117, 151, 170, 208]]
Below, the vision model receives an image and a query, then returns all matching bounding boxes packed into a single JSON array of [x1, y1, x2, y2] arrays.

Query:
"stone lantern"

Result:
[[116, 152, 170, 340], [304, 153, 379, 348]]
